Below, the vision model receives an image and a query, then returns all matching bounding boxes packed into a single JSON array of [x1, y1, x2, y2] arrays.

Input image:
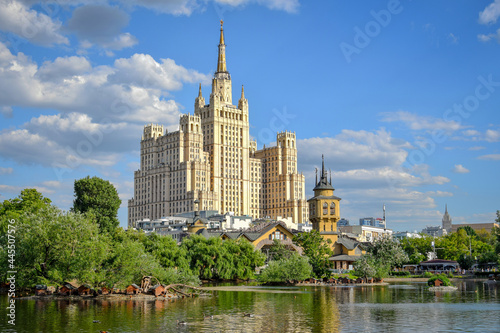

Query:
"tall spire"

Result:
[[445, 204, 448, 213], [321, 154, 325, 177], [241, 85, 245, 99], [217, 20, 227, 73], [198, 83, 202, 97]]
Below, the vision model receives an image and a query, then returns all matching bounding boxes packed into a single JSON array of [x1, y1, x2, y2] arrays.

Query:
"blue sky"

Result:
[[0, 0, 499, 232]]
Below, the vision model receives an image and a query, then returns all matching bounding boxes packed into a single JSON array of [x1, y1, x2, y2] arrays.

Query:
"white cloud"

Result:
[[67, 5, 138, 50], [379, 111, 463, 133], [0, 41, 210, 126], [0, 167, 13, 175], [426, 190, 453, 197], [469, 146, 486, 151], [452, 164, 470, 174], [0, 0, 68, 46], [454, 129, 500, 142], [485, 129, 500, 142], [477, 154, 500, 160], [477, 28, 500, 43], [463, 129, 480, 136], [479, 0, 500, 25], [110, 54, 211, 91]]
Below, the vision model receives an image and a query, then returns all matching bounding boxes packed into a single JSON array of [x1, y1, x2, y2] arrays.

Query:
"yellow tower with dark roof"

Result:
[[307, 156, 341, 247]]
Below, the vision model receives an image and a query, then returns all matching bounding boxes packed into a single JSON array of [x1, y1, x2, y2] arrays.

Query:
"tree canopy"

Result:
[[73, 176, 121, 233], [354, 235, 408, 279], [293, 230, 333, 278]]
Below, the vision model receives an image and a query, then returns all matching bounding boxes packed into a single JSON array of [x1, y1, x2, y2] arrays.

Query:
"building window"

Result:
[[330, 202, 335, 215], [323, 202, 328, 215]]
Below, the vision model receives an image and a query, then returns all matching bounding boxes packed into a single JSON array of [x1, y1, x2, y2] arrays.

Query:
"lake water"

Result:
[[1, 280, 499, 332]]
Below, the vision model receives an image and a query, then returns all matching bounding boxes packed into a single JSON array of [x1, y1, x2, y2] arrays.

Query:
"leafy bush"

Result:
[[427, 273, 452, 287], [258, 253, 312, 283], [423, 271, 433, 278]]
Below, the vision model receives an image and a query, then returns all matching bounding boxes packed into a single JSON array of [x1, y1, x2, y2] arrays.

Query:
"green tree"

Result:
[[1, 205, 108, 287], [180, 235, 265, 280], [457, 226, 477, 237], [354, 235, 408, 280], [73, 176, 121, 233], [400, 235, 433, 264], [0, 189, 52, 220], [293, 230, 333, 278], [267, 239, 294, 261], [258, 253, 313, 283]]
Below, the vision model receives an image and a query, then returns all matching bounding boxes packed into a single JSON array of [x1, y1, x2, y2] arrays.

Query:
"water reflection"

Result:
[[0, 281, 499, 333]]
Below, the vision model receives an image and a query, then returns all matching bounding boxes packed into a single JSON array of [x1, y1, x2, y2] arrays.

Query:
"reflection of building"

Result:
[[127, 22, 307, 228]]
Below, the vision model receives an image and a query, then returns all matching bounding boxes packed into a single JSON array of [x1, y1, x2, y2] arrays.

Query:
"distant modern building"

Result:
[[393, 231, 422, 241], [359, 217, 375, 226], [338, 225, 393, 243], [337, 218, 349, 226], [359, 217, 386, 228], [421, 225, 447, 237]]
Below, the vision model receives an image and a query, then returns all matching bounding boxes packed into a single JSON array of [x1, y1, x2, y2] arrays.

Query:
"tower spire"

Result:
[[217, 20, 227, 73], [198, 83, 202, 97], [241, 85, 245, 99], [322, 154, 325, 177]]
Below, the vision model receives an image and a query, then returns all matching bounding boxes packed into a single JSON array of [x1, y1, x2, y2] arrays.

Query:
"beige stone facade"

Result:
[[128, 23, 307, 228]]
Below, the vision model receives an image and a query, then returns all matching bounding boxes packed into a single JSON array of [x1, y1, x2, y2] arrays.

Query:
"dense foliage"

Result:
[[400, 227, 499, 269], [354, 235, 408, 279], [258, 253, 312, 283], [73, 176, 121, 233], [293, 230, 333, 278], [427, 273, 452, 287], [1, 188, 265, 289]]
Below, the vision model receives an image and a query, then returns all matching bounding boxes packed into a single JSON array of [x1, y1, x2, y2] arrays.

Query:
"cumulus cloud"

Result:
[[479, 0, 500, 25], [0, 41, 210, 125], [379, 111, 463, 133], [67, 5, 138, 50], [452, 164, 470, 174], [0, 0, 68, 46]]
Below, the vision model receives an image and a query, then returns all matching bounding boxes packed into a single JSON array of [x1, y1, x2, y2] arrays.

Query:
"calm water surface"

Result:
[[1, 280, 499, 333]]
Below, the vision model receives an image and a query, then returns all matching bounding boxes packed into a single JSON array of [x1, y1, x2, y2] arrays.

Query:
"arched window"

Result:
[[330, 202, 336, 215], [323, 202, 328, 215]]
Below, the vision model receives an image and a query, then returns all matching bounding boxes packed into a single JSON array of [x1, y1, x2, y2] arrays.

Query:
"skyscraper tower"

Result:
[[128, 22, 307, 227], [442, 204, 452, 233]]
